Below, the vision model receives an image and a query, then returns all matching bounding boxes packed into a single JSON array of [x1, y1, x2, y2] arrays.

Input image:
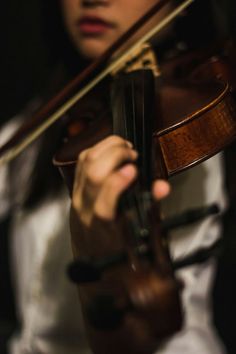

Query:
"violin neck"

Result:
[[111, 69, 157, 191], [111, 69, 168, 268]]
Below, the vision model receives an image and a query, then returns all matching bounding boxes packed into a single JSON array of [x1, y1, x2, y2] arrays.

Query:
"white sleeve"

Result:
[[162, 153, 227, 260], [157, 153, 227, 354], [156, 260, 226, 354], [0, 117, 23, 218]]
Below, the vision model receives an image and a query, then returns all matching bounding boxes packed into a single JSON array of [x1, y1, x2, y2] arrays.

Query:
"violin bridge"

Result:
[[111, 43, 161, 77]]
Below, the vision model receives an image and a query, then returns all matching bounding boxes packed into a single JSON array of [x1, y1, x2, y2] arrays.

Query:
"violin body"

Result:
[[54, 78, 236, 188], [154, 79, 236, 176]]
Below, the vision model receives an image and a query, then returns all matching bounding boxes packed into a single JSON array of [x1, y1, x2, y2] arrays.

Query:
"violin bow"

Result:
[[0, 0, 194, 166]]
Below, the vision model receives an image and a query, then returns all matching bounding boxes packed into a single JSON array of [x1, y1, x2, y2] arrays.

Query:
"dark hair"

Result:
[[41, 0, 88, 76], [20, 0, 88, 209]]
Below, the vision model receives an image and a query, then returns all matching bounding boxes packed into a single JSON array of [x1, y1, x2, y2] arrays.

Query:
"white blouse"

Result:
[[0, 117, 227, 354]]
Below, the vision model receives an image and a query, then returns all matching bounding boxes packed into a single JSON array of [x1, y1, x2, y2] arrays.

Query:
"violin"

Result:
[[53, 48, 236, 354], [0, 0, 236, 353]]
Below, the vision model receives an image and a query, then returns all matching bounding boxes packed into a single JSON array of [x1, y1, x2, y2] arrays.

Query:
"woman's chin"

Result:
[[77, 40, 110, 61]]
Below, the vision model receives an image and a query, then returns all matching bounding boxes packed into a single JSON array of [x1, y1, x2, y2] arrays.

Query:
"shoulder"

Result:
[[0, 99, 42, 215]]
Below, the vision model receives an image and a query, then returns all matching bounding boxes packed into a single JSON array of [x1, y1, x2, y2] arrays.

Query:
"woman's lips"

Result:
[[78, 16, 114, 35]]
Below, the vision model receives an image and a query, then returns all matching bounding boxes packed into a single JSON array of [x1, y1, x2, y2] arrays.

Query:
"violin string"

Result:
[[139, 71, 150, 230], [132, 79, 137, 148], [131, 76, 143, 248], [131, 74, 147, 242], [132, 76, 142, 236], [141, 71, 146, 187], [0, 0, 194, 166]]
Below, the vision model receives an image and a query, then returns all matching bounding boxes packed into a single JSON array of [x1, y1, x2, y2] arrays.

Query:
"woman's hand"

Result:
[[72, 135, 170, 227]]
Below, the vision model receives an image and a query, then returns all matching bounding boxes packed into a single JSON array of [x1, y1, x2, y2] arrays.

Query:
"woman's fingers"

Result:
[[72, 136, 137, 224], [94, 176, 171, 220], [94, 164, 137, 220], [72, 135, 171, 226], [78, 135, 132, 165], [75, 136, 136, 186], [83, 135, 133, 159], [152, 180, 171, 200], [83, 144, 138, 186]]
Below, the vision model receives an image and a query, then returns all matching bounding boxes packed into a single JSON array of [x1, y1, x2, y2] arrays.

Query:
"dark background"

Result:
[[0, 1, 49, 122], [0, 0, 235, 122], [0, 0, 235, 123], [0, 1, 236, 353]]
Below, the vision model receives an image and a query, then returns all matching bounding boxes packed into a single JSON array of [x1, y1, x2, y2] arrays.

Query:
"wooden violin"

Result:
[[53, 43, 236, 354]]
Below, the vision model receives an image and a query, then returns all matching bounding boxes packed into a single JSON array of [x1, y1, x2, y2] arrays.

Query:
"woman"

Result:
[[0, 0, 227, 353]]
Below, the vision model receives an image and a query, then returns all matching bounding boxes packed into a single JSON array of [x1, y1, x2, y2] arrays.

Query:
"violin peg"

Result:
[[162, 203, 220, 232]]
